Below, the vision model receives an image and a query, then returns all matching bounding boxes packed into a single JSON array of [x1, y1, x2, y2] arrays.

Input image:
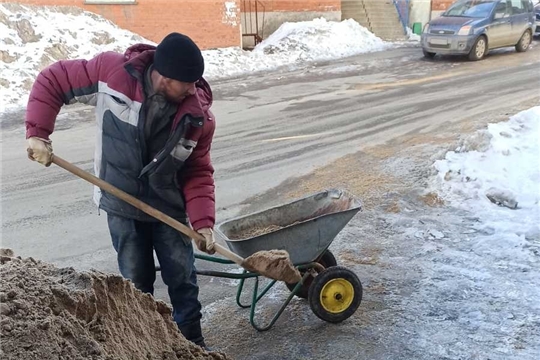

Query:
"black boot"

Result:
[[178, 320, 211, 350]]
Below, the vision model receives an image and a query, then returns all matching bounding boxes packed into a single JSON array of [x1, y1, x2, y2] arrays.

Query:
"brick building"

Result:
[[4, 0, 341, 49], [2, 0, 243, 49], [432, 0, 455, 11]]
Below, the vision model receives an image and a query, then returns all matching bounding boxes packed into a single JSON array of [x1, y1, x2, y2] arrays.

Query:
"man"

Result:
[[26, 32, 217, 349]]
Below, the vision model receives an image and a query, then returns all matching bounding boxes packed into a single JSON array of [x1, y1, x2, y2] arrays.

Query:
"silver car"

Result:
[[421, 0, 536, 60], [535, 2, 540, 35]]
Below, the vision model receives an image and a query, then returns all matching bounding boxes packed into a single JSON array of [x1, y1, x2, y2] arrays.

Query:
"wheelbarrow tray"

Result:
[[215, 189, 362, 265]]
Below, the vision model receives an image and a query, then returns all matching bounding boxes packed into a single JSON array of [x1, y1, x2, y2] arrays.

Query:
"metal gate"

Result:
[[241, 0, 266, 50]]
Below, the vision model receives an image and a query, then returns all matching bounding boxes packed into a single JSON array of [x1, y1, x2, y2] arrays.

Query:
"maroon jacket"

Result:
[[25, 44, 216, 230]]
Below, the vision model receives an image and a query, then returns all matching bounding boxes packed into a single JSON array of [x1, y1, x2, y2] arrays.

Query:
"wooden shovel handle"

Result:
[[52, 155, 245, 265]]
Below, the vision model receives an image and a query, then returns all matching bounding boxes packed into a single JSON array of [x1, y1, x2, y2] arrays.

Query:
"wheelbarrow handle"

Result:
[[51, 155, 245, 265]]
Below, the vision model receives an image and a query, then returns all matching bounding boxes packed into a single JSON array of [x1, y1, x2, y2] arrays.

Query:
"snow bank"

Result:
[[204, 18, 392, 80], [432, 106, 540, 248], [253, 18, 391, 62], [406, 27, 421, 42], [0, 3, 152, 111]]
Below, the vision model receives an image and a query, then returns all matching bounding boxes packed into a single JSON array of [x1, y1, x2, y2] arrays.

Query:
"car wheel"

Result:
[[515, 30, 532, 52], [468, 36, 487, 61], [423, 50, 436, 59]]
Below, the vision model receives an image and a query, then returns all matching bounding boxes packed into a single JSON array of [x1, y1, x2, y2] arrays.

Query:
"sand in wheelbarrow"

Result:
[[230, 225, 284, 240], [0, 248, 229, 360], [242, 250, 301, 284], [228, 222, 300, 240]]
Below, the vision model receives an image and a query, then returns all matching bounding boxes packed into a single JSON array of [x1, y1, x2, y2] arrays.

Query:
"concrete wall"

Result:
[[241, 11, 341, 48], [240, 0, 341, 48], [2, 0, 242, 49], [241, 0, 341, 12]]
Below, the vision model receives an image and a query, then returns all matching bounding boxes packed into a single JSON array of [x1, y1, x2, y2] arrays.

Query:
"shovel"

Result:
[[51, 155, 301, 284]]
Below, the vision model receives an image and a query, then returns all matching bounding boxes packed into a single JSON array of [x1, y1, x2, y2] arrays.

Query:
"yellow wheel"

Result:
[[308, 266, 362, 323], [286, 250, 337, 299], [320, 278, 355, 313]]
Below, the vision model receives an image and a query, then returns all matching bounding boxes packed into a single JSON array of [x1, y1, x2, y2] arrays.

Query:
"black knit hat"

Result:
[[154, 32, 204, 83]]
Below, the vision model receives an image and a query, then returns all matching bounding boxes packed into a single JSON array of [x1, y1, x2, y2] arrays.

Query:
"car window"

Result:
[[444, 0, 498, 17], [510, 0, 526, 13], [493, 0, 511, 15]]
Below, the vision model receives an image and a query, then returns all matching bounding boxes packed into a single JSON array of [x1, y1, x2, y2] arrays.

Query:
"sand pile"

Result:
[[229, 221, 303, 240], [229, 224, 285, 240], [0, 249, 229, 360], [242, 250, 301, 284]]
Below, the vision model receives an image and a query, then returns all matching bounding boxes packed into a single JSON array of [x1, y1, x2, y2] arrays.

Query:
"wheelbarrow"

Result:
[[50, 156, 363, 332], [194, 188, 364, 331]]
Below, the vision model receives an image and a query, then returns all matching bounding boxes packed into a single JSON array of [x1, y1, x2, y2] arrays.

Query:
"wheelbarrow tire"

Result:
[[286, 250, 337, 299], [308, 266, 362, 323]]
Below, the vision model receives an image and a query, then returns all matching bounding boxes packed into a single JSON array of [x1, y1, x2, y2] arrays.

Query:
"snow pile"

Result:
[[423, 106, 540, 357], [0, 3, 152, 110], [253, 17, 391, 62], [432, 106, 540, 245], [1, 4, 393, 112], [406, 27, 421, 42], [203, 18, 392, 80]]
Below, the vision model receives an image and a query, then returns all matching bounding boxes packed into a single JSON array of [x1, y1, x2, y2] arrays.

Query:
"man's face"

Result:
[[161, 78, 197, 103]]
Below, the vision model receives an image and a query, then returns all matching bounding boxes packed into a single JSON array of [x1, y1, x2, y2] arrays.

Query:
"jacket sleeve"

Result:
[[179, 116, 216, 231], [25, 53, 109, 140]]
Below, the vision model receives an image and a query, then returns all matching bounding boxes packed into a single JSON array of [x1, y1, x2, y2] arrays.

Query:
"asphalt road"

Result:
[[2, 42, 540, 358]]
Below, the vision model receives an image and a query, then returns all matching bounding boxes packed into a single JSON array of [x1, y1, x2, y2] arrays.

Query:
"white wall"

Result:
[[409, 0, 432, 27]]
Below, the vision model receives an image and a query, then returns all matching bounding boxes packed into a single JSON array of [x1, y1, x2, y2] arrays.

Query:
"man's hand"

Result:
[[195, 228, 216, 255], [27, 137, 53, 167]]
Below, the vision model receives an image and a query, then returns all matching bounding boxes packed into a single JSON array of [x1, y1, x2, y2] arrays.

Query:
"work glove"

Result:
[[195, 228, 216, 255], [27, 137, 53, 167]]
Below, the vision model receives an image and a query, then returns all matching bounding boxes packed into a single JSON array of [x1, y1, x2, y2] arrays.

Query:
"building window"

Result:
[[84, 0, 137, 4]]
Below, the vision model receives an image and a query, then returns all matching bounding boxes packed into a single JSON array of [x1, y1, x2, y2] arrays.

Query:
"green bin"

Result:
[[412, 22, 423, 35]]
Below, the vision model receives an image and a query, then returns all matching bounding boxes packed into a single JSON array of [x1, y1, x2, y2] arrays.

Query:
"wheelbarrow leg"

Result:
[[249, 271, 312, 332], [236, 272, 277, 309], [236, 270, 256, 308]]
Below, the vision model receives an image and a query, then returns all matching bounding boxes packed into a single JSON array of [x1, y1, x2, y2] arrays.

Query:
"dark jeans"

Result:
[[107, 214, 203, 344]]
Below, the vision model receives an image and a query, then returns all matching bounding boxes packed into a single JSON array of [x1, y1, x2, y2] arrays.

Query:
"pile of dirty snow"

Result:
[[0, 3, 152, 111], [406, 27, 421, 41], [253, 18, 391, 62], [432, 106, 540, 242], [0, 249, 228, 360], [420, 106, 540, 357], [0, 3, 394, 113], [204, 18, 391, 80]]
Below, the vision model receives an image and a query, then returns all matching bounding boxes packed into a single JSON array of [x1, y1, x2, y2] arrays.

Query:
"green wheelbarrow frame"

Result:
[[193, 253, 321, 332]]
